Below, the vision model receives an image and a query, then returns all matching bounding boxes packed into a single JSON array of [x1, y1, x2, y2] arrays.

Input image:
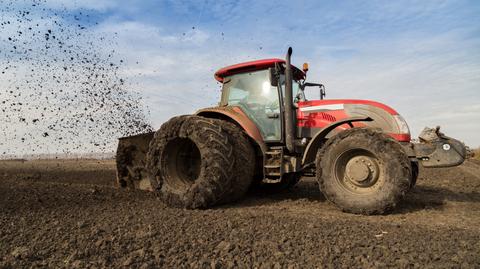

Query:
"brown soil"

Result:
[[1, 159, 479, 268]]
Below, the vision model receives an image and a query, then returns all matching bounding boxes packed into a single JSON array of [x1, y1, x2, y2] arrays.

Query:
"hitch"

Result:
[[404, 127, 467, 168]]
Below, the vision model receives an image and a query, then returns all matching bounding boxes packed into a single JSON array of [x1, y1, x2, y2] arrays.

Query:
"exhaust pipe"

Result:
[[284, 47, 295, 153]]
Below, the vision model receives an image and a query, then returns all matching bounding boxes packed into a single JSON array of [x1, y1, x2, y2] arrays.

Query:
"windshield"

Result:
[[223, 70, 281, 141]]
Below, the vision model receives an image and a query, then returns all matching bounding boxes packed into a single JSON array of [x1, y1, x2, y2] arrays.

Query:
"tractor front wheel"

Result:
[[316, 128, 412, 215]]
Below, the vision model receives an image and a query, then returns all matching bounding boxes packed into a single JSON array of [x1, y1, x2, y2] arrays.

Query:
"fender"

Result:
[[301, 116, 373, 166], [196, 106, 268, 154]]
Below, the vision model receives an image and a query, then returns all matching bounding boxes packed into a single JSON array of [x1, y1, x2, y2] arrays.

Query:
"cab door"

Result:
[[222, 70, 282, 142]]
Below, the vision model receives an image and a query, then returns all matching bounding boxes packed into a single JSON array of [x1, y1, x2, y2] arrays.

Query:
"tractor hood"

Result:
[[297, 99, 411, 142]]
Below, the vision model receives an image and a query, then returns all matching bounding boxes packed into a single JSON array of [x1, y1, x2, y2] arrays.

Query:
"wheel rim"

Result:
[[163, 138, 201, 189], [334, 149, 384, 194]]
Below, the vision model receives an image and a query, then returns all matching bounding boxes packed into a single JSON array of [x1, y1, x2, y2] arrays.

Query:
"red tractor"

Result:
[[116, 48, 467, 214]]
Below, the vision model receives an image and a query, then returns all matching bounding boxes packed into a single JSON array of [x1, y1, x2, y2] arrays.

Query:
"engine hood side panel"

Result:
[[297, 99, 411, 142]]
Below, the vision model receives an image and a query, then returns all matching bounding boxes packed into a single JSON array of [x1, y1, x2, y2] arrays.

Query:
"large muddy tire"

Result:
[[146, 115, 191, 188], [316, 128, 411, 215], [216, 121, 255, 203], [147, 116, 236, 209]]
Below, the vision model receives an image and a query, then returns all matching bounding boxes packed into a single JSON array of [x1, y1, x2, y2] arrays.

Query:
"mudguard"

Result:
[[196, 106, 268, 154], [301, 116, 373, 166]]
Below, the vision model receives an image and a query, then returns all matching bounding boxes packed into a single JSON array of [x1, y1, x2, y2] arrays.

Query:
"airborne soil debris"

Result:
[[0, 0, 153, 157]]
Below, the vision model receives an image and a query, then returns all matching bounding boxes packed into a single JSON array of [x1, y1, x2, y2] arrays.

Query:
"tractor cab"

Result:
[[215, 58, 322, 142]]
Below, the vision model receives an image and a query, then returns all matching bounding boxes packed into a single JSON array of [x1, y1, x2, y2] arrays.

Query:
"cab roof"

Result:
[[214, 58, 306, 82]]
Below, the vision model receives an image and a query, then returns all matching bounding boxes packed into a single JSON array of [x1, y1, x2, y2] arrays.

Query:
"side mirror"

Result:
[[269, 67, 278, 87], [303, 82, 327, 100], [320, 85, 326, 100]]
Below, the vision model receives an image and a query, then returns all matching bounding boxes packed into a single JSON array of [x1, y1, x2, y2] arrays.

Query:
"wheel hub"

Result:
[[344, 156, 379, 187]]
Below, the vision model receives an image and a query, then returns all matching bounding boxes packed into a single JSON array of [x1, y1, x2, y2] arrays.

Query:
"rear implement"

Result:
[[116, 132, 155, 191]]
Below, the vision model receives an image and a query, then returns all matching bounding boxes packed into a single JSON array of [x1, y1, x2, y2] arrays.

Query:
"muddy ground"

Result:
[[0, 159, 479, 268]]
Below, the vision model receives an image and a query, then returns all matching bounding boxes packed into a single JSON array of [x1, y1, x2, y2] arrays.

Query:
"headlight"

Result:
[[393, 115, 410, 134]]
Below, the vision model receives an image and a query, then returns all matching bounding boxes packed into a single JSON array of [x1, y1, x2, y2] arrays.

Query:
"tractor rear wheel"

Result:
[[216, 120, 255, 203], [146, 115, 191, 188], [316, 128, 411, 215], [147, 116, 249, 208]]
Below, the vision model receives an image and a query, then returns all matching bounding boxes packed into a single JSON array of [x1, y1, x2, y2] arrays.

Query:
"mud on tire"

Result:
[[147, 116, 242, 208], [316, 127, 412, 215], [215, 120, 255, 203], [146, 115, 191, 188]]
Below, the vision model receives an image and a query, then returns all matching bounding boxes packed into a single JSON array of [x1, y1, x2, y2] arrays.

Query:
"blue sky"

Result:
[[1, 0, 480, 153]]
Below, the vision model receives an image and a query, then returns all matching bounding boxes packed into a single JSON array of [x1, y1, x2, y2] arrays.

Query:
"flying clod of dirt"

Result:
[[0, 0, 153, 158]]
